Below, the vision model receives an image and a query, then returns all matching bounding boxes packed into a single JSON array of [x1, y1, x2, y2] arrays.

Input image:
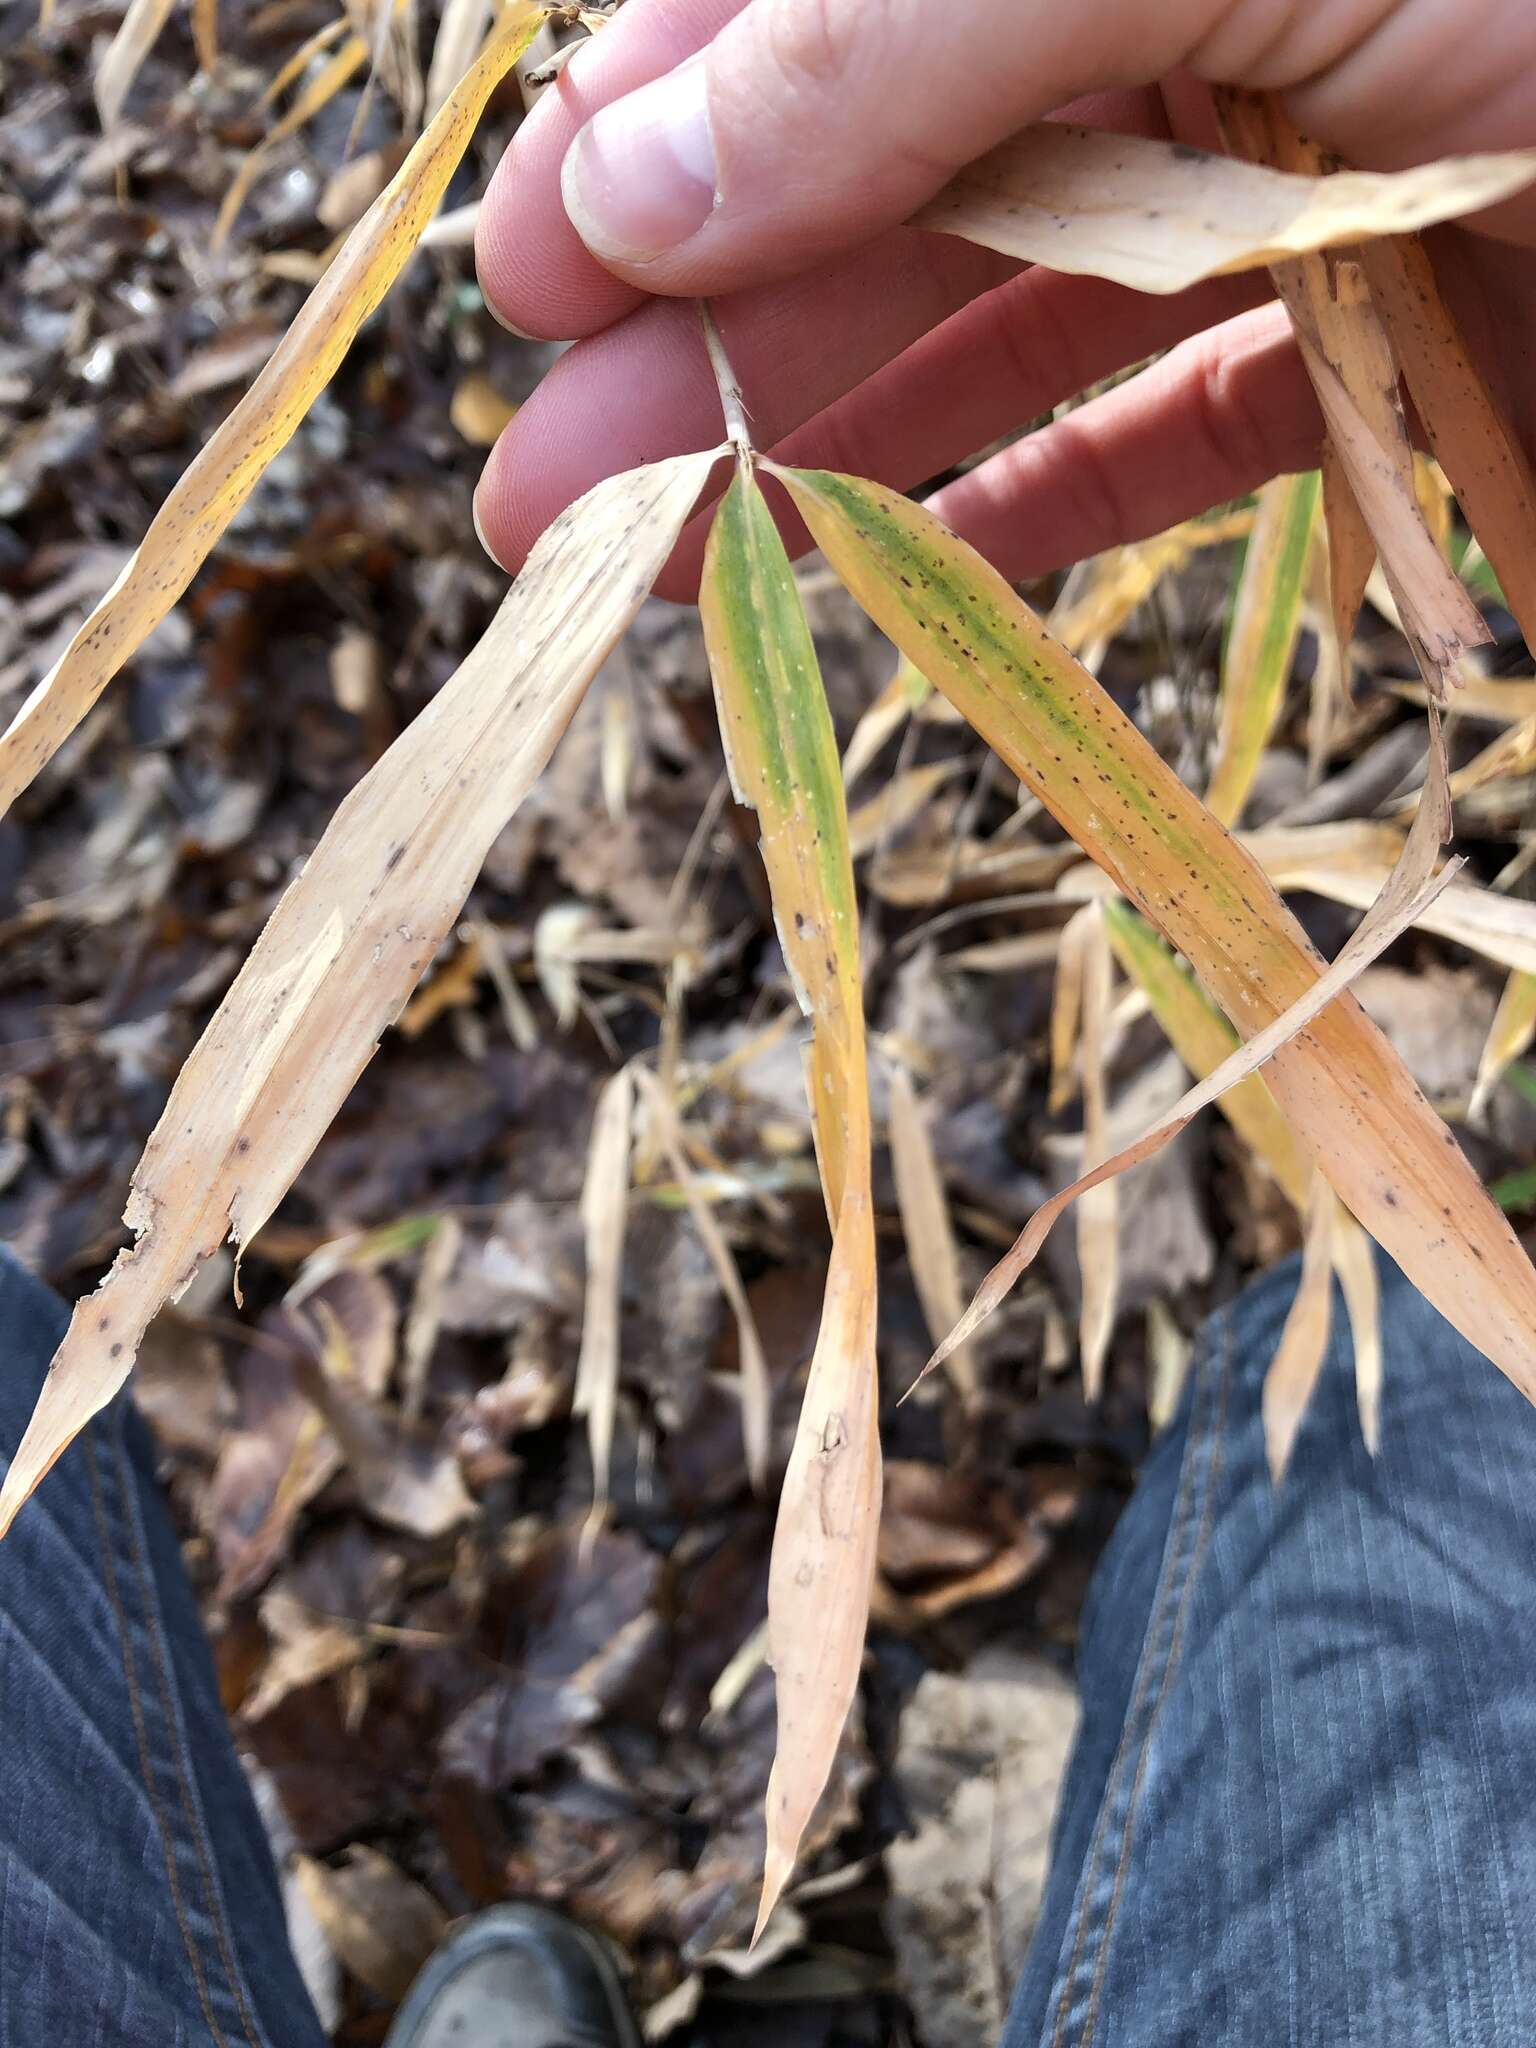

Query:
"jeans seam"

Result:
[[108, 1416, 266, 2048], [84, 1424, 232, 2048], [1044, 1309, 1234, 2047]]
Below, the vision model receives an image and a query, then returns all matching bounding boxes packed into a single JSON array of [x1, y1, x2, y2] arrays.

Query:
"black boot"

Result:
[[385, 1902, 642, 2048]]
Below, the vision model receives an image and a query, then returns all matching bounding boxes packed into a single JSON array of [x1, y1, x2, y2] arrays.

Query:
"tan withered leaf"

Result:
[[887, 1063, 977, 1405], [215, 32, 374, 248], [912, 124, 1536, 296], [1205, 470, 1320, 827], [699, 456, 880, 1942], [1248, 829, 1536, 976], [1070, 905, 1117, 1400], [426, 0, 494, 118], [1262, 1177, 1338, 1483], [573, 1066, 635, 1510], [0, 0, 548, 818], [1215, 91, 1485, 696], [772, 467, 1536, 1407], [1332, 1207, 1383, 1455], [292, 1847, 448, 2005], [925, 836, 1456, 1377], [189, 0, 218, 72], [0, 445, 723, 1538], [1360, 231, 1536, 656], [94, 0, 176, 128], [632, 1066, 772, 1492]]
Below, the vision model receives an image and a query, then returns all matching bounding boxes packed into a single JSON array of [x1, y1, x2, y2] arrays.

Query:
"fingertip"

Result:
[[475, 119, 646, 342]]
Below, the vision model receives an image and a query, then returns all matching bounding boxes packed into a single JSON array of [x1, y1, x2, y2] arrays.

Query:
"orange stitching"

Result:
[[1045, 1313, 1229, 2048], [109, 1420, 264, 2048], [85, 1427, 231, 2048]]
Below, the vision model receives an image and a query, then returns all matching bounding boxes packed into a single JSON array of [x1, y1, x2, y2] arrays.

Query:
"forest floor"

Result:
[[4, 7, 1536, 2044]]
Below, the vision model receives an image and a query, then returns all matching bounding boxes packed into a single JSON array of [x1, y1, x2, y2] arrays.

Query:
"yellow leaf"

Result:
[[1472, 971, 1536, 1122], [1103, 899, 1310, 1212], [699, 456, 879, 1942], [216, 35, 374, 249], [1205, 470, 1320, 827], [0, 444, 723, 1539], [0, 0, 549, 820], [772, 466, 1536, 1409]]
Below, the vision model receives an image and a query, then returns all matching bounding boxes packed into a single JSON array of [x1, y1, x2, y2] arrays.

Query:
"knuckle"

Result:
[[760, 0, 855, 94], [1187, 331, 1279, 485]]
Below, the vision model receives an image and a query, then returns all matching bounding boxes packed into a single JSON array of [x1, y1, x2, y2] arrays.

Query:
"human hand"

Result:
[[472, 0, 1536, 602]]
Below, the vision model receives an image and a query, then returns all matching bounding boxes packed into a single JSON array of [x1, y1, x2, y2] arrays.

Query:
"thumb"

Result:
[[560, 0, 1216, 294]]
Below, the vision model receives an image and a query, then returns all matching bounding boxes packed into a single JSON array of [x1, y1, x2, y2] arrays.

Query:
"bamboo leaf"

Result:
[[1214, 91, 1485, 696], [0, 444, 723, 1540], [215, 33, 374, 248], [887, 1062, 977, 1405], [573, 1067, 634, 1510], [1074, 903, 1117, 1401], [1205, 470, 1320, 826], [1247, 827, 1536, 976], [1319, 437, 1374, 684], [1472, 972, 1536, 1122], [633, 1066, 773, 1494], [1332, 1207, 1383, 1455], [1263, 1178, 1337, 1483], [913, 124, 1536, 296], [95, 0, 177, 128], [1360, 231, 1536, 657], [699, 458, 879, 1943], [0, 0, 548, 819], [772, 466, 1536, 1407], [926, 830, 1454, 1377], [1103, 900, 1310, 1211], [189, 0, 219, 72]]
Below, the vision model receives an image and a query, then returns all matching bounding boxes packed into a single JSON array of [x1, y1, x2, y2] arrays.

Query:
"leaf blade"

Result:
[[0, 444, 722, 1538], [1205, 470, 1320, 827], [699, 461, 880, 1941], [773, 465, 1536, 1408], [913, 125, 1536, 295], [0, 0, 548, 818]]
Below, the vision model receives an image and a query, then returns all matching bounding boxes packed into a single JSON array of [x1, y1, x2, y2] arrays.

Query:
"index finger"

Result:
[[476, 0, 747, 341]]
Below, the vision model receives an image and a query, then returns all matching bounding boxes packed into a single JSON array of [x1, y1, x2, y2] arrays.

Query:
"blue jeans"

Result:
[[1, 1251, 1534, 2045]]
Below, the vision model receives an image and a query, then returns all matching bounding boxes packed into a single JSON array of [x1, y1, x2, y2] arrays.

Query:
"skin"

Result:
[[471, 0, 1536, 601]]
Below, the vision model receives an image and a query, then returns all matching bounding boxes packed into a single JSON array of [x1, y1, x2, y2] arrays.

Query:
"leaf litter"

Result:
[[8, 19, 1536, 2042]]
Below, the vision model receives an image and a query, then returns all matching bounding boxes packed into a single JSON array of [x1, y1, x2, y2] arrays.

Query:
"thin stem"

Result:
[[699, 301, 753, 455]]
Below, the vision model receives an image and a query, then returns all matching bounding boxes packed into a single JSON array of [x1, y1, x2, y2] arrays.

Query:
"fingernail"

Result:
[[562, 53, 717, 263], [472, 484, 509, 571]]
